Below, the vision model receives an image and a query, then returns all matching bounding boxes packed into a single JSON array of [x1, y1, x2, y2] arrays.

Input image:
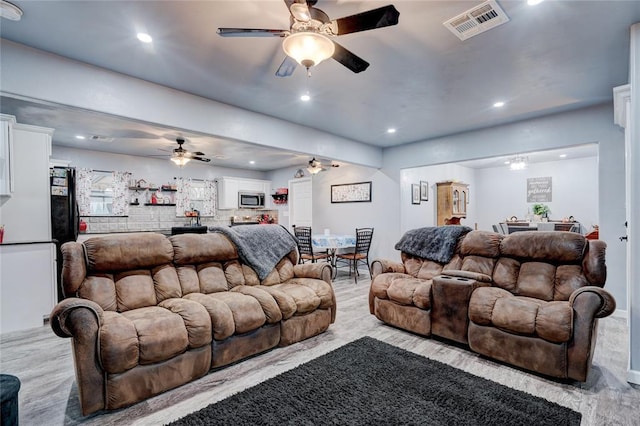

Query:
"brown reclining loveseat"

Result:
[[50, 226, 335, 415], [370, 227, 615, 381]]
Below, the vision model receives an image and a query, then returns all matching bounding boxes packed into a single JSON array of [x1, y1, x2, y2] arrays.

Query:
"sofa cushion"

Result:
[[285, 278, 334, 309], [185, 291, 268, 339], [209, 292, 266, 334], [85, 233, 173, 272], [469, 287, 573, 343], [170, 233, 238, 265], [401, 254, 444, 279], [97, 306, 193, 373], [230, 286, 282, 323], [269, 283, 321, 315], [370, 272, 408, 302], [500, 231, 586, 263], [386, 277, 432, 309], [114, 270, 157, 312]]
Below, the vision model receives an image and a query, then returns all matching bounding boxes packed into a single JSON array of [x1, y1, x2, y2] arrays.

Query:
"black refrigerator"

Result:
[[50, 166, 79, 301]]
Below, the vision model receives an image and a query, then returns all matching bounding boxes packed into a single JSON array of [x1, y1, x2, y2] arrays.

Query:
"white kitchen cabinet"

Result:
[[0, 119, 54, 242], [0, 242, 57, 333], [0, 114, 15, 196], [216, 176, 272, 209]]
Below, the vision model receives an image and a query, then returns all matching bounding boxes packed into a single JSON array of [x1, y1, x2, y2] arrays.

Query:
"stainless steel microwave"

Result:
[[238, 191, 265, 209]]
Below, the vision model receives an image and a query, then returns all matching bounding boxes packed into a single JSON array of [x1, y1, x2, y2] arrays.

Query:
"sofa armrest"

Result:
[[49, 297, 106, 415], [50, 297, 104, 338], [567, 286, 616, 381], [569, 286, 616, 318], [293, 263, 332, 284], [370, 259, 405, 279]]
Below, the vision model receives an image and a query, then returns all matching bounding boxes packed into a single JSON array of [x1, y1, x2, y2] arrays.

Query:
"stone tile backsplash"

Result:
[[81, 206, 278, 234]]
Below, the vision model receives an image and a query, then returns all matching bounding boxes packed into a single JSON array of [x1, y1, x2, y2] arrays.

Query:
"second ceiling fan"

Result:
[[217, 0, 400, 76]]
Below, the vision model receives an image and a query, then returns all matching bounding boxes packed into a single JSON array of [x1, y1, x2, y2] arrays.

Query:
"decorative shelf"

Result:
[[271, 193, 288, 204], [129, 202, 140, 206], [144, 203, 176, 206]]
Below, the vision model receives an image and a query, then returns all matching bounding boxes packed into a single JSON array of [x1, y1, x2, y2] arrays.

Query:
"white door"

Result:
[[289, 178, 312, 232]]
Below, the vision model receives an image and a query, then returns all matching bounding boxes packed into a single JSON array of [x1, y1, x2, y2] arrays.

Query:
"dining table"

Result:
[[312, 234, 356, 278]]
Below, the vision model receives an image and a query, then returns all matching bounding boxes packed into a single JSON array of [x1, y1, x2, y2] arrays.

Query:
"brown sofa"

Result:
[[370, 229, 615, 382], [50, 229, 335, 415]]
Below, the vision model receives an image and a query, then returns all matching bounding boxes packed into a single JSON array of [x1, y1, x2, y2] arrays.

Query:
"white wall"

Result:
[[473, 156, 598, 232], [400, 164, 477, 233]]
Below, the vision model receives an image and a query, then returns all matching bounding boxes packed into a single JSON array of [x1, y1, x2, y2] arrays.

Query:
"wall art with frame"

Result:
[[331, 181, 372, 203], [411, 184, 421, 205], [420, 180, 429, 201]]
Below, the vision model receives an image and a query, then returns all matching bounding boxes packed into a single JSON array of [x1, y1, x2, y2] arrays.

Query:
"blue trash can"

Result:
[[0, 374, 20, 426]]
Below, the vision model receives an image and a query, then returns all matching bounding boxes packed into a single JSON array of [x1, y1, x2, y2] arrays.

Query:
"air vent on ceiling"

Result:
[[90, 135, 114, 143], [443, 0, 509, 41]]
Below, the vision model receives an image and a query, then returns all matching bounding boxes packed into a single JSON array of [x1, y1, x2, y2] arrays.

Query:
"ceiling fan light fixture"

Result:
[[282, 32, 335, 69], [0, 0, 22, 21], [307, 157, 325, 174], [509, 156, 528, 170], [290, 3, 311, 22], [171, 156, 191, 167]]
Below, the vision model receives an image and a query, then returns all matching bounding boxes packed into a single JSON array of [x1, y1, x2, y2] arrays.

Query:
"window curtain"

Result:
[[76, 168, 93, 216], [111, 171, 131, 216], [201, 179, 217, 217], [175, 177, 191, 216]]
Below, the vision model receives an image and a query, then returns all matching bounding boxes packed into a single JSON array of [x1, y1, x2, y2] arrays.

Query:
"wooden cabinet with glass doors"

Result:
[[436, 181, 469, 226]]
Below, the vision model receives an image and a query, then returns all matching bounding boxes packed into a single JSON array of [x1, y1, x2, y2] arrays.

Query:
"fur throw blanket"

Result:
[[208, 224, 298, 280], [394, 226, 472, 263]]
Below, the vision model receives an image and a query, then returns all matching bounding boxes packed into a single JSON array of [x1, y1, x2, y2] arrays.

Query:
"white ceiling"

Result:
[[0, 0, 638, 170]]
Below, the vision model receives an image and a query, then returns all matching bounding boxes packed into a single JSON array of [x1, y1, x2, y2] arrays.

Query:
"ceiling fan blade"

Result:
[[192, 151, 205, 156], [331, 5, 400, 35], [217, 28, 288, 37], [191, 156, 211, 163], [331, 42, 370, 73], [276, 56, 298, 77]]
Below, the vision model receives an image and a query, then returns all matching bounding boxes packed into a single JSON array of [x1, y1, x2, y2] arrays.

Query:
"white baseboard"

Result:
[[612, 309, 628, 319], [627, 369, 640, 385]]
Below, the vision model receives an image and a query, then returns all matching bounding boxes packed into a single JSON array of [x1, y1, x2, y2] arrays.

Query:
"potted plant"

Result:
[[532, 204, 550, 221]]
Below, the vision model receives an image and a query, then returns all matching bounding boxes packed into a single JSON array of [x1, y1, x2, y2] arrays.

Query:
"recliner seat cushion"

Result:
[[469, 287, 573, 343], [100, 302, 211, 374], [269, 283, 321, 315]]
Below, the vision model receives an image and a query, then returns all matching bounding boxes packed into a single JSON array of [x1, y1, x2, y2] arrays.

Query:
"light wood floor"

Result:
[[1, 269, 638, 425]]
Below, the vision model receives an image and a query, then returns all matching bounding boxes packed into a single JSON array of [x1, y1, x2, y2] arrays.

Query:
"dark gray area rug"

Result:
[[167, 336, 581, 426]]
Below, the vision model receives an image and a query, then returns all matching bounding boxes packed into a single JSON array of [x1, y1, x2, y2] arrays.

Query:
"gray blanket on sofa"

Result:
[[208, 224, 298, 280], [394, 226, 472, 263]]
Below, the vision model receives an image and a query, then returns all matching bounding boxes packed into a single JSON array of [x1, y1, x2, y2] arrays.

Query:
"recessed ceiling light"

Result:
[[527, 0, 544, 5], [559, 154, 567, 158], [0, 1, 23, 21], [300, 93, 311, 102], [75, 135, 86, 140], [493, 101, 505, 108], [387, 128, 397, 134], [137, 33, 153, 43], [504, 160, 510, 165], [249, 160, 255, 165]]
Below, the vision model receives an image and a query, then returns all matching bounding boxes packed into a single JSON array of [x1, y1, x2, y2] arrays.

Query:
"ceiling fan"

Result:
[[217, 0, 400, 76], [168, 138, 211, 167], [307, 157, 339, 174]]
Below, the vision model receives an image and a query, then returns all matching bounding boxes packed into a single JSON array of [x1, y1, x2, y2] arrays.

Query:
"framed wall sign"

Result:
[[527, 177, 552, 202], [420, 181, 429, 201], [411, 184, 421, 205], [331, 181, 372, 203]]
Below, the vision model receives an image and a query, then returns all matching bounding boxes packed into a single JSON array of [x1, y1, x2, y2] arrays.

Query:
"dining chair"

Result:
[[335, 228, 374, 283], [292, 226, 329, 264]]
